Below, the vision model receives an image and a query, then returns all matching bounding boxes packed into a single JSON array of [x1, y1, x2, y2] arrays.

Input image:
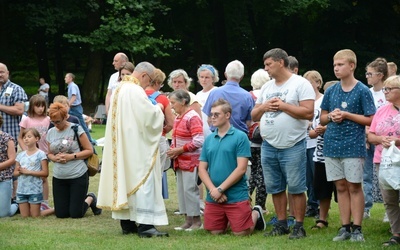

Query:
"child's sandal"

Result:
[[311, 220, 328, 230], [382, 236, 400, 246]]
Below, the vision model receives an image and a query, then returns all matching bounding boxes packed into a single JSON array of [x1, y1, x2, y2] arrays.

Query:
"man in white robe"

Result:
[[98, 62, 169, 237]]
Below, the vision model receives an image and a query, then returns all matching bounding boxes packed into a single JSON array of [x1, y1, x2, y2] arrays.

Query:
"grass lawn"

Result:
[[0, 124, 393, 249]]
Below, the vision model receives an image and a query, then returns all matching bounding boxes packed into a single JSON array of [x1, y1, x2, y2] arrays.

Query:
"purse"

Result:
[[72, 125, 99, 177], [379, 141, 400, 190], [248, 122, 263, 144]]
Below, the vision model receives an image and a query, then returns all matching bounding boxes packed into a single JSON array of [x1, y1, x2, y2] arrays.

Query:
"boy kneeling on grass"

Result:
[[198, 99, 265, 236]]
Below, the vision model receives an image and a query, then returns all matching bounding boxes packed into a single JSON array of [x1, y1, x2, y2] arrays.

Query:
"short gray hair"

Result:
[[167, 69, 192, 89], [225, 60, 244, 81], [134, 62, 155, 76], [251, 69, 270, 90], [169, 89, 191, 106]]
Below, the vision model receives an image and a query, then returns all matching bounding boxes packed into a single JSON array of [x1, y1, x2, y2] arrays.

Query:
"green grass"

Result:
[[0, 124, 393, 249]]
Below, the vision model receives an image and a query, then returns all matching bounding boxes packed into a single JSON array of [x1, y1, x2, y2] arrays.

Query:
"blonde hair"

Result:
[[303, 70, 323, 89], [388, 62, 398, 76], [333, 49, 357, 68], [53, 95, 69, 106], [151, 68, 166, 86], [384, 75, 400, 88], [323, 80, 337, 91]]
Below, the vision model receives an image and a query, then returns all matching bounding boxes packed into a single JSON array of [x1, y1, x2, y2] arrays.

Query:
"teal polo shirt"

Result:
[[200, 126, 251, 203]]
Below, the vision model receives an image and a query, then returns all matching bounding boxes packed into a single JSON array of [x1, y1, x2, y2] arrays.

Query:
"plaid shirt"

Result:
[[0, 80, 28, 145]]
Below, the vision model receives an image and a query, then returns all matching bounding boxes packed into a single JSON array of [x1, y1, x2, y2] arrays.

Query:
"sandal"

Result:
[[311, 220, 328, 230], [382, 236, 400, 246]]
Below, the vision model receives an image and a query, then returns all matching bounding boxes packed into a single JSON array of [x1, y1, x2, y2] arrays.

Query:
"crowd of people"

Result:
[[1, 48, 400, 246]]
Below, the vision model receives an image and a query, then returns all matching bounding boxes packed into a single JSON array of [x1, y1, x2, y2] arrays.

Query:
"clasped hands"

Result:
[[166, 147, 184, 159], [264, 98, 283, 112], [329, 108, 346, 123], [209, 188, 227, 203], [55, 152, 69, 164]]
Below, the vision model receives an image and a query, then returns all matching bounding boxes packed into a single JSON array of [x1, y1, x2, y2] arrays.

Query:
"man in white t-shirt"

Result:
[[38, 78, 50, 105], [105, 52, 129, 114], [251, 48, 315, 239]]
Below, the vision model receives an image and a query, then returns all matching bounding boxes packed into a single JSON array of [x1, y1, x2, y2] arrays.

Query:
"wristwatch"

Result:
[[327, 114, 333, 123], [217, 187, 224, 193]]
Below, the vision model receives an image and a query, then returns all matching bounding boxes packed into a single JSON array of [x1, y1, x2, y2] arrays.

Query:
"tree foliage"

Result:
[[64, 0, 177, 56]]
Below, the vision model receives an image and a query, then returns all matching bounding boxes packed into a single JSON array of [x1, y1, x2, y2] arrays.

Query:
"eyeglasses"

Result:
[[210, 112, 221, 118], [382, 87, 400, 93], [365, 72, 381, 78], [50, 120, 63, 125], [145, 73, 153, 83]]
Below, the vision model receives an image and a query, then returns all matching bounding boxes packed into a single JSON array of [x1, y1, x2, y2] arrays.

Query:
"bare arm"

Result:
[[18, 127, 27, 151], [340, 111, 373, 126], [105, 89, 112, 115], [17, 159, 49, 178], [0, 102, 25, 116], [69, 95, 77, 107], [251, 103, 266, 122], [163, 104, 174, 134], [0, 140, 16, 171], [323, 108, 373, 126], [216, 157, 248, 192], [190, 102, 202, 118], [277, 99, 314, 120], [368, 132, 400, 148]]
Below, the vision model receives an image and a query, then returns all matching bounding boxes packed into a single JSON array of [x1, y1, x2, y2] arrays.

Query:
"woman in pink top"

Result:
[[167, 89, 204, 231], [18, 94, 51, 210], [368, 75, 400, 246]]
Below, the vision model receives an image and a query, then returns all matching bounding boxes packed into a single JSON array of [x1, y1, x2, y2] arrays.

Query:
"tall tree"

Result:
[[64, 0, 177, 109]]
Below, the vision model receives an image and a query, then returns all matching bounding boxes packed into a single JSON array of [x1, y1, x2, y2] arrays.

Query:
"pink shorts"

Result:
[[204, 200, 254, 233]]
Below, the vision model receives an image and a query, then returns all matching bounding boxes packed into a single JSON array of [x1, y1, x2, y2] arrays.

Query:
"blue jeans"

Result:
[[69, 104, 94, 144], [261, 139, 307, 194], [363, 144, 375, 211], [306, 147, 318, 210], [0, 179, 19, 217]]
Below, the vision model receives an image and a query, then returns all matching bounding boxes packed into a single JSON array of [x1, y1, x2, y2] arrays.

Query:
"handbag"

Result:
[[379, 141, 400, 190], [72, 125, 99, 177], [248, 122, 263, 144]]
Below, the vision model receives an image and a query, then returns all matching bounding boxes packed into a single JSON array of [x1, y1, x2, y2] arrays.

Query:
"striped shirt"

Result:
[[172, 109, 204, 171], [0, 80, 28, 145]]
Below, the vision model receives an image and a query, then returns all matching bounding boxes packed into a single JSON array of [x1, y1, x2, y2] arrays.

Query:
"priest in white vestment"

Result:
[[98, 62, 169, 237]]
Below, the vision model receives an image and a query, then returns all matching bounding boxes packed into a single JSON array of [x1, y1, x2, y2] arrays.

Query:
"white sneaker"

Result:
[[383, 212, 389, 222], [363, 210, 370, 219]]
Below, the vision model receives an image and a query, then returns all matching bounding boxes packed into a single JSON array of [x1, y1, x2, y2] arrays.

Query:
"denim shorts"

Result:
[[16, 193, 43, 204], [261, 139, 307, 194]]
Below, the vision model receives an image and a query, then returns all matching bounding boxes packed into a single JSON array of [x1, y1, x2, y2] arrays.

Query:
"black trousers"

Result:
[[53, 172, 89, 218]]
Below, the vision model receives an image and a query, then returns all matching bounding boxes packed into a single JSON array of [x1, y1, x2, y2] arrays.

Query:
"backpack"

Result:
[[148, 91, 161, 105]]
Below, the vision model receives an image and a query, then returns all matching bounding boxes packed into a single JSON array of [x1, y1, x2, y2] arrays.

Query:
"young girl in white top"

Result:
[[18, 94, 51, 210], [14, 128, 48, 217]]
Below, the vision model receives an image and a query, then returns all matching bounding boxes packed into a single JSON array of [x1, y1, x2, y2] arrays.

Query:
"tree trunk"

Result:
[[82, 51, 103, 113]]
